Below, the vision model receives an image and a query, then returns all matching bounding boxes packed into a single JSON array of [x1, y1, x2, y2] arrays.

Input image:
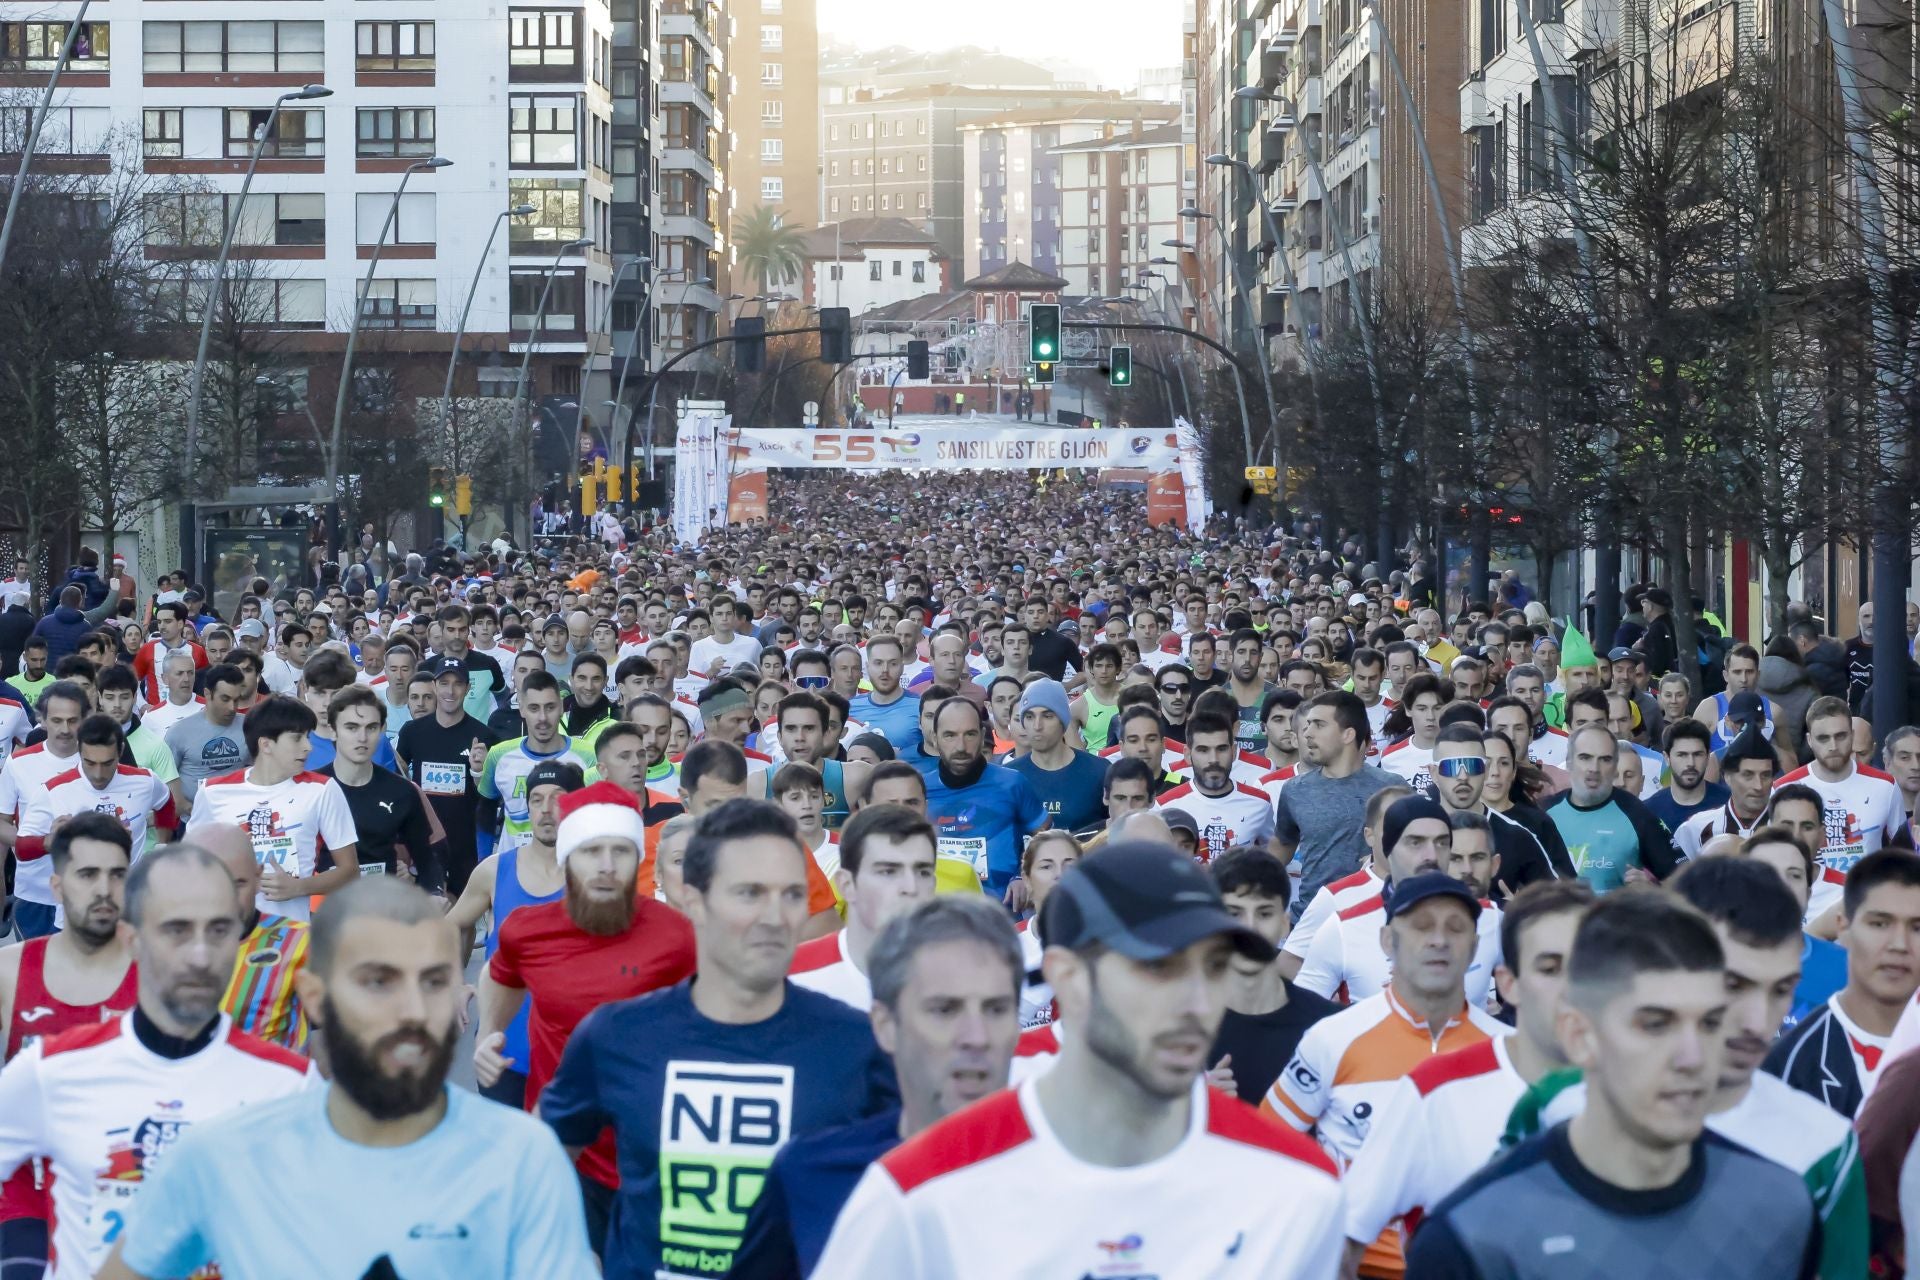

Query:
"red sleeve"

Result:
[[132, 644, 154, 683], [152, 795, 180, 833], [15, 835, 46, 861]]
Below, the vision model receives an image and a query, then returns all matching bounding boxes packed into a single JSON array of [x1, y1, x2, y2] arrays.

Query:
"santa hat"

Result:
[[555, 781, 646, 869]]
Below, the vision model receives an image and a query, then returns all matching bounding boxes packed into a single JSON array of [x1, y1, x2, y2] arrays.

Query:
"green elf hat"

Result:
[[1560, 621, 1599, 670]]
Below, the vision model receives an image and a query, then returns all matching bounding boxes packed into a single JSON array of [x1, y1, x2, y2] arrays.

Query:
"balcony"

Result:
[[660, 0, 718, 53], [657, 201, 716, 243]]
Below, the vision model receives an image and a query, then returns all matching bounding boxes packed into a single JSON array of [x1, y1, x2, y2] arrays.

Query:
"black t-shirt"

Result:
[[485, 706, 524, 741], [1028, 628, 1081, 681], [1208, 982, 1340, 1106], [395, 712, 499, 891], [317, 763, 437, 884]]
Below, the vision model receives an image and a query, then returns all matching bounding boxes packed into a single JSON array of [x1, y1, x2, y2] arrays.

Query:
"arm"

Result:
[[473, 967, 528, 1087], [1292, 913, 1346, 999], [265, 842, 359, 901], [396, 789, 443, 891], [446, 854, 500, 966], [80, 578, 124, 626]]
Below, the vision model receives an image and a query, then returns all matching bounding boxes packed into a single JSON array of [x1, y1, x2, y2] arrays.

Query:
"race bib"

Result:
[[420, 760, 467, 796], [938, 836, 989, 880], [358, 862, 387, 877], [255, 834, 298, 877]]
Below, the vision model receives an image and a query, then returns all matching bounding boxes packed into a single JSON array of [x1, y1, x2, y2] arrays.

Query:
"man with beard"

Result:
[[813, 841, 1346, 1278], [920, 697, 1047, 901], [477, 781, 697, 1254], [542, 800, 897, 1280], [100, 877, 596, 1280], [0, 844, 314, 1280], [735, 895, 1025, 1278], [1153, 712, 1274, 863], [1646, 718, 1729, 832], [0, 813, 139, 1278], [1226, 628, 1278, 752]]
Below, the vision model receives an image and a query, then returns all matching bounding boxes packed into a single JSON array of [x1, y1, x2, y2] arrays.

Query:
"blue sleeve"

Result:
[[539, 1011, 611, 1148], [1015, 776, 1047, 835], [375, 737, 399, 771], [118, 1124, 216, 1276], [506, 1120, 602, 1277], [729, 1157, 804, 1280]]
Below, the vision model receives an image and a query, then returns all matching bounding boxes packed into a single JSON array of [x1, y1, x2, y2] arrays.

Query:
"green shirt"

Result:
[[477, 735, 594, 849], [6, 672, 51, 709]]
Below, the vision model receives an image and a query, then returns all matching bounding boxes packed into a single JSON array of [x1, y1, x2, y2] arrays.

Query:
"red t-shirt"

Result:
[[488, 897, 696, 1186]]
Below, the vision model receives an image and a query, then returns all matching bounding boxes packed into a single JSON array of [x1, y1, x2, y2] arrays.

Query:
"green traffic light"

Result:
[[1038, 342, 1054, 356], [430, 495, 444, 507]]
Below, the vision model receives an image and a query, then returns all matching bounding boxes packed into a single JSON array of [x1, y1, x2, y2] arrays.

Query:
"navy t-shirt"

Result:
[[1643, 781, 1730, 834], [540, 978, 898, 1280], [1005, 749, 1110, 834], [729, 1108, 901, 1278]]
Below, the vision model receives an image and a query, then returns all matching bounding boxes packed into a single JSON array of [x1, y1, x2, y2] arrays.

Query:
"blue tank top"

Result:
[[1710, 691, 1775, 750], [484, 847, 562, 1070]]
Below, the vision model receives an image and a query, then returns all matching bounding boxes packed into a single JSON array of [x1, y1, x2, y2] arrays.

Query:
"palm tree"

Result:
[[732, 205, 807, 296]]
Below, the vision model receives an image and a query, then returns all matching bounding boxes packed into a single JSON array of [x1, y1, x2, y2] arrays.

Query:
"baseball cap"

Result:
[[1726, 690, 1765, 722], [1349, 592, 1368, 607], [234, 619, 267, 639], [1039, 840, 1277, 963], [1159, 808, 1200, 838], [424, 654, 470, 682], [1384, 872, 1482, 922], [1606, 645, 1641, 663]]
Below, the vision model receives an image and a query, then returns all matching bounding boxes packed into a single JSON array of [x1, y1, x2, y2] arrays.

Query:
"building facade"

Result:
[[728, 0, 820, 227], [651, 0, 728, 371], [1048, 122, 1189, 300], [795, 217, 946, 314]]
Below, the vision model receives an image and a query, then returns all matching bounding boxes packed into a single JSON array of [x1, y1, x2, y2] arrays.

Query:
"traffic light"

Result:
[[581, 459, 602, 516], [819, 307, 851, 363], [1030, 303, 1060, 364], [736, 315, 766, 373], [906, 339, 929, 380], [453, 473, 473, 517], [629, 463, 644, 503], [1109, 344, 1132, 387], [1033, 361, 1055, 385], [605, 463, 624, 504], [427, 466, 447, 508]]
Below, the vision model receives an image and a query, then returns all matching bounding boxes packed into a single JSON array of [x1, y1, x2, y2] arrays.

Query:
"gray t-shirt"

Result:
[[165, 711, 249, 797], [1271, 763, 1400, 910]]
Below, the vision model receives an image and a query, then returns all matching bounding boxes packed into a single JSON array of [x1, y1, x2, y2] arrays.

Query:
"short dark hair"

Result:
[[1103, 755, 1156, 795], [1435, 722, 1485, 748], [862, 759, 925, 803], [1669, 855, 1804, 949], [1843, 849, 1920, 921], [614, 655, 657, 685], [1116, 704, 1166, 738], [519, 670, 562, 700], [570, 652, 609, 679], [868, 897, 1023, 1010], [242, 694, 317, 756], [1661, 717, 1713, 755], [1740, 827, 1815, 883], [1209, 845, 1293, 912], [1184, 710, 1235, 745], [54, 656, 97, 682], [776, 691, 828, 730], [1305, 690, 1368, 750], [76, 712, 125, 753], [202, 662, 245, 694], [771, 760, 824, 797], [839, 803, 936, 877], [1766, 782, 1824, 823], [302, 650, 357, 695], [1499, 879, 1594, 974], [1567, 888, 1723, 1010], [93, 664, 136, 698], [1568, 687, 1610, 718], [682, 798, 802, 894], [681, 739, 747, 796], [594, 721, 643, 758], [1259, 688, 1304, 722], [48, 809, 133, 873]]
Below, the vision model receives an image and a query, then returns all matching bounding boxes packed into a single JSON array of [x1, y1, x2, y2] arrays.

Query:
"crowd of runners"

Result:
[[0, 467, 1914, 1277]]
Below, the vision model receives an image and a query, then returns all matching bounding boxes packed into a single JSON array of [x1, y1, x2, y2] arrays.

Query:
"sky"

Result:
[[814, 0, 1186, 90]]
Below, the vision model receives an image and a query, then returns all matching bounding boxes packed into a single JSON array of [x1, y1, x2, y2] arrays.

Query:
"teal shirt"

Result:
[[1544, 788, 1680, 892]]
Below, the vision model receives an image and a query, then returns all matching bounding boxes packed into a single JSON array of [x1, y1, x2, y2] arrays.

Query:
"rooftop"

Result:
[[963, 262, 1071, 291]]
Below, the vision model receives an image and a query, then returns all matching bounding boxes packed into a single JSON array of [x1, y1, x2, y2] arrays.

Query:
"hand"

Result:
[[1205, 1054, 1237, 1095], [396, 862, 416, 883], [474, 1031, 513, 1088], [50, 813, 70, 832], [468, 737, 487, 773], [1622, 865, 1655, 885], [259, 867, 301, 902], [1002, 877, 1031, 913], [456, 984, 476, 1033]]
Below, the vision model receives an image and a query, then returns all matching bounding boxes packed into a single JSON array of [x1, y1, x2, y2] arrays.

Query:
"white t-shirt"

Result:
[[1153, 780, 1276, 862], [1378, 740, 1436, 793], [788, 930, 870, 1011], [0, 743, 80, 905], [1284, 864, 1384, 961], [1776, 762, 1910, 919], [812, 1078, 1346, 1280], [19, 765, 174, 876], [185, 767, 359, 921], [0, 695, 29, 768], [0, 1014, 316, 1280], [260, 653, 304, 696], [140, 696, 206, 743], [1295, 894, 1502, 1010], [688, 632, 763, 678]]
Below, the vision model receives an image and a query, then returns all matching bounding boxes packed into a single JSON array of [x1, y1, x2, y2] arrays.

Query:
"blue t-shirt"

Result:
[[1789, 934, 1848, 1031], [1005, 749, 1110, 834], [121, 1085, 595, 1280], [540, 978, 898, 1280], [849, 690, 922, 754], [1644, 781, 1729, 833], [922, 762, 1049, 896], [304, 730, 399, 774], [731, 1108, 901, 1277]]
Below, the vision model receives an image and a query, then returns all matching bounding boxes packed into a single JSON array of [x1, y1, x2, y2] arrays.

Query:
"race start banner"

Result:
[[727, 426, 1185, 471]]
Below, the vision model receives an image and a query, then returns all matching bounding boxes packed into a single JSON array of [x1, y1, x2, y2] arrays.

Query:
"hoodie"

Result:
[[1801, 638, 1849, 700], [1758, 654, 1817, 763], [30, 604, 93, 661]]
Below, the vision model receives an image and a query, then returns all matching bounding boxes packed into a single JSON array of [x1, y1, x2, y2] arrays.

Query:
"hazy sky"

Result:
[[814, 0, 1186, 89]]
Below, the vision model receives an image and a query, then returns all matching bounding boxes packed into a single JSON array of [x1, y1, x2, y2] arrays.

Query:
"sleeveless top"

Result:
[[486, 847, 563, 1071], [1711, 691, 1776, 750]]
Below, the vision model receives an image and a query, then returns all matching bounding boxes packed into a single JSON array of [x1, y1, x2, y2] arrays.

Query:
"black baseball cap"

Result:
[[424, 654, 470, 682], [1039, 840, 1277, 963], [525, 760, 584, 794], [1384, 872, 1482, 922]]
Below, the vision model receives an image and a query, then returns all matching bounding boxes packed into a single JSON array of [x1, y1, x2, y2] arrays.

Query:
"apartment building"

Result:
[[795, 216, 946, 313], [652, 0, 728, 371], [1047, 122, 1189, 301], [729, 0, 820, 226]]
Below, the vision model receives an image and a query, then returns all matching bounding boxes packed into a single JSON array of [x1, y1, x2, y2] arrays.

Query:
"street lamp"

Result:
[[179, 82, 332, 579], [0, 0, 101, 274], [327, 154, 452, 547], [440, 201, 537, 480], [510, 236, 595, 540], [1182, 204, 1274, 461]]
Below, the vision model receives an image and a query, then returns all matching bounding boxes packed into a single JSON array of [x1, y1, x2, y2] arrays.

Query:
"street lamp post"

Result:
[[637, 274, 712, 480], [327, 154, 451, 549], [510, 236, 595, 543], [0, 0, 96, 275], [439, 201, 536, 487], [1181, 207, 1276, 463], [178, 83, 332, 580]]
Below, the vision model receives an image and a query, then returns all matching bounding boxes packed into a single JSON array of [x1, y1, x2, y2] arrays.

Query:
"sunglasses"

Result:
[[1436, 757, 1488, 778], [1158, 683, 1191, 694], [795, 675, 829, 690]]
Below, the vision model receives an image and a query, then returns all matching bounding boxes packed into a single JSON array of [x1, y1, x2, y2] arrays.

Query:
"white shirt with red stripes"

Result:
[[0, 744, 80, 906], [812, 1077, 1346, 1280], [15, 764, 176, 872], [1284, 863, 1384, 961], [1378, 739, 1436, 792], [139, 695, 205, 743], [1776, 762, 1909, 920], [1153, 779, 1276, 862], [789, 930, 870, 1011], [1016, 919, 1055, 1030], [0, 696, 28, 769], [1009, 1020, 1062, 1086], [184, 768, 359, 922], [1294, 891, 1502, 1009]]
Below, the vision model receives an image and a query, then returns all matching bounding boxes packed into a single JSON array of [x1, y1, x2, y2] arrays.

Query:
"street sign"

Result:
[[803, 400, 819, 416]]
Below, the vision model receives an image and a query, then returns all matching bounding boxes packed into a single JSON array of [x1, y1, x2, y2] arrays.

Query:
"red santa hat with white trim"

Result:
[[554, 780, 646, 869]]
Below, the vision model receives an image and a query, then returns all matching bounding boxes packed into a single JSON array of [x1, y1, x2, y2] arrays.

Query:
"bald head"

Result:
[[195, 822, 261, 913], [1108, 810, 1176, 847]]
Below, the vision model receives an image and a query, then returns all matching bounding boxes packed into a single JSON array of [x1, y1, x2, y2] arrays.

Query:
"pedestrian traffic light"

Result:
[[736, 315, 766, 373], [1030, 304, 1060, 364], [428, 466, 447, 508], [906, 339, 929, 380], [1033, 361, 1055, 385], [1109, 345, 1132, 387], [819, 307, 851, 363], [453, 473, 473, 517]]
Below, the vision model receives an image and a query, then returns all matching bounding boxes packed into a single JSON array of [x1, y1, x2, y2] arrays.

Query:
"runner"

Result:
[[1645, 717, 1728, 831], [1430, 725, 1570, 890], [1675, 724, 1778, 859], [98, 877, 595, 1280], [1378, 673, 1450, 792], [849, 635, 920, 753], [1544, 725, 1682, 893], [1274, 691, 1401, 918], [813, 840, 1346, 1278], [1003, 679, 1108, 833], [317, 686, 440, 884], [1736, 827, 1848, 1028], [0, 682, 91, 936], [129, 602, 205, 712], [920, 697, 1047, 899], [1776, 696, 1909, 921], [476, 671, 595, 852], [1152, 711, 1275, 862], [0, 844, 315, 1280], [396, 655, 500, 895], [1280, 784, 1410, 980], [540, 800, 896, 1279], [790, 805, 938, 1008], [139, 652, 204, 743]]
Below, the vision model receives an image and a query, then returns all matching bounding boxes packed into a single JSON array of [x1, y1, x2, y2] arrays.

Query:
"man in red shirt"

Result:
[[474, 780, 695, 1258]]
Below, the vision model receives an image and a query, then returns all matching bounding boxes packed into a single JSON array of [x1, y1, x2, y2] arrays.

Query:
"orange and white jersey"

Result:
[[1283, 864, 1384, 962], [1341, 1036, 1527, 1247], [1777, 763, 1910, 920], [1294, 893, 1503, 1010], [1378, 739, 1435, 793], [1153, 780, 1275, 863], [815, 1079, 1346, 1280], [1261, 989, 1508, 1277]]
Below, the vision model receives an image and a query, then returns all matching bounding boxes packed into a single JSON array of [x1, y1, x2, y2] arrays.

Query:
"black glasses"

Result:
[[1159, 682, 1191, 694]]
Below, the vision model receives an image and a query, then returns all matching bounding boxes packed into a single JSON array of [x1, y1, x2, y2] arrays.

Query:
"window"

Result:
[[511, 271, 582, 330], [917, 118, 926, 136], [474, 367, 518, 398], [145, 21, 324, 74], [761, 101, 784, 127], [0, 106, 108, 156], [912, 260, 925, 283], [762, 0, 783, 10], [510, 94, 580, 165], [358, 278, 436, 329], [761, 24, 782, 49], [356, 107, 435, 157], [354, 192, 435, 244], [1, 22, 109, 72], [143, 109, 182, 158], [917, 193, 927, 209], [227, 107, 324, 158], [159, 277, 323, 327], [355, 21, 435, 72], [509, 178, 585, 243], [761, 138, 783, 162], [917, 155, 926, 173], [828, 160, 838, 177], [868, 261, 882, 281], [828, 124, 838, 141], [892, 259, 902, 277], [760, 177, 784, 201], [510, 10, 579, 69], [148, 192, 327, 247], [760, 62, 782, 86], [829, 196, 840, 214]]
